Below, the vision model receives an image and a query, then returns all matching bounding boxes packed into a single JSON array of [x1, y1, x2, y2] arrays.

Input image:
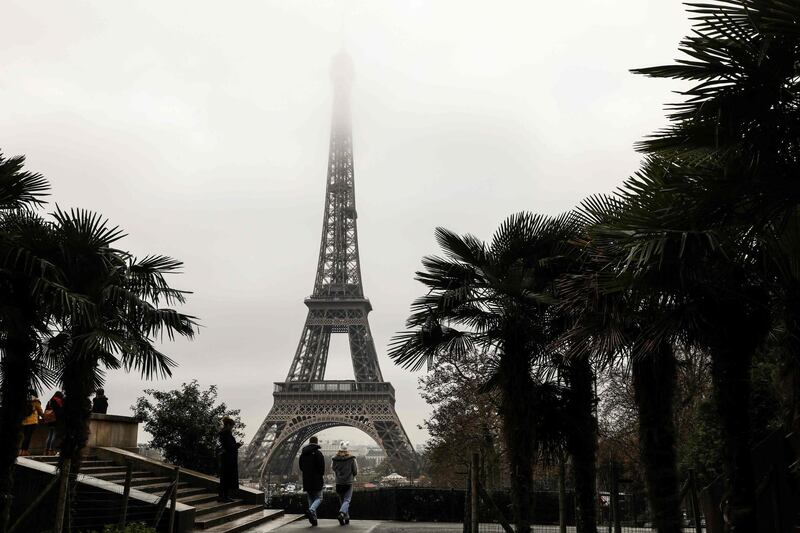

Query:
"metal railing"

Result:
[[10, 459, 181, 533], [274, 381, 394, 394]]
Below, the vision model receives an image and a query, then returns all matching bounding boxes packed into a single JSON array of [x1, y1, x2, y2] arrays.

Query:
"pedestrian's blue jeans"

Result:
[[306, 490, 322, 515], [337, 484, 353, 515]]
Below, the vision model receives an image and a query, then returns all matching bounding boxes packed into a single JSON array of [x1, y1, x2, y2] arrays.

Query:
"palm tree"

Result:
[[584, 156, 770, 531], [558, 193, 684, 533], [0, 154, 198, 531], [389, 213, 596, 533], [46, 208, 198, 479], [0, 153, 64, 533], [624, 2, 800, 528], [763, 209, 800, 432]]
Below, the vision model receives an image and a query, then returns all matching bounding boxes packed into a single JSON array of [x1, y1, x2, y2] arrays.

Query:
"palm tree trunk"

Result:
[[710, 347, 756, 532], [0, 334, 35, 533], [566, 357, 598, 533], [59, 355, 94, 468], [790, 357, 800, 436], [499, 352, 534, 533], [558, 457, 567, 533], [632, 344, 681, 533], [783, 302, 800, 435], [57, 353, 96, 528]]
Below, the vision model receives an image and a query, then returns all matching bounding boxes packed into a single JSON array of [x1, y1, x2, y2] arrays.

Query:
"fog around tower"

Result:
[[0, 1, 690, 445]]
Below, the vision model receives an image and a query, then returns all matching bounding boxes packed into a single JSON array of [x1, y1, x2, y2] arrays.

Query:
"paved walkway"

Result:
[[269, 522, 707, 533], [269, 520, 499, 532], [262, 519, 383, 531], [268, 520, 700, 532]]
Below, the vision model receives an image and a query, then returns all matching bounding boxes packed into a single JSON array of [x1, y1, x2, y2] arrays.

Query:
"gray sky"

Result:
[[1, 1, 690, 446]]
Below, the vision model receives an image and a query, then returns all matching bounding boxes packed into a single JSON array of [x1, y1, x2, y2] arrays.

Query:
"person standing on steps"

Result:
[[19, 390, 43, 456], [91, 388, 108, 414], [217, 417, 242, 502], [331, 441, 358, 526], [43, 391, 64, 456], [299, 435, 325, 527]]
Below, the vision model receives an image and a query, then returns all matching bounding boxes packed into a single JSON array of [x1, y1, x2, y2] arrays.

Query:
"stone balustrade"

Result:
[[24, 412, 139, 454]]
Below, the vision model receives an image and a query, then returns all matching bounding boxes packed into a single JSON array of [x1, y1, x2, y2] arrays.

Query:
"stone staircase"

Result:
[[31, 455, 300, 532]]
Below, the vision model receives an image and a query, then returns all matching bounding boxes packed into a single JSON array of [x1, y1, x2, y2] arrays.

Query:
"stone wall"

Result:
[[25, 412, 139, 454], [86, 413, 139, 451]]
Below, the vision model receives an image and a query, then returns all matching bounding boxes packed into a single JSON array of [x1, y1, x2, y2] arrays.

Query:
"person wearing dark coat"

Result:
[[44, 391, 65, 455], [91, 388, 108, 414], [298, 435, 325, 526], [217, 417, 242, 502]]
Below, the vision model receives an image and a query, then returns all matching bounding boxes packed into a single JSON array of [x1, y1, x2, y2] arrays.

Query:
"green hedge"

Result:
[[269, 487, 577, 523], [97, 525, 157, 533]]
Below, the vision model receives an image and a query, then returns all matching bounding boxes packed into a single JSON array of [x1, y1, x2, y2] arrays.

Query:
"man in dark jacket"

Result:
[[91, 388, 108, 414], [298, 436, 325, 526], [217, 417, 242, 502]]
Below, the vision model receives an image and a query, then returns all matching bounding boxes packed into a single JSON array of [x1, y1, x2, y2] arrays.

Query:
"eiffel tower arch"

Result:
[[243, 51, 417, 481]]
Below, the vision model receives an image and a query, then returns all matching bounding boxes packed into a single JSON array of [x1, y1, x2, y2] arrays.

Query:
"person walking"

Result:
[[331, 441, 358, 525], [298, 435, 325, 526], [217, 417, 242, 502], [19, 390, 43, 456], [91, 388, 108, 414], [43, 391, 64, 456]]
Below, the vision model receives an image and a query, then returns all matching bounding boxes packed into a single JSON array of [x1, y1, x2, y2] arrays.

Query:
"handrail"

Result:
[[273, 381, 394, 394]]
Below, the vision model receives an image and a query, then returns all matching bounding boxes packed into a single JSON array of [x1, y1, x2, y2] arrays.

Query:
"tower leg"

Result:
[[348, 323, 383, 382]]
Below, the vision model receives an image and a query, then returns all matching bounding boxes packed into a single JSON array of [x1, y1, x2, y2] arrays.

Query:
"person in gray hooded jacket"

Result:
[[331, 441, 358, 525]]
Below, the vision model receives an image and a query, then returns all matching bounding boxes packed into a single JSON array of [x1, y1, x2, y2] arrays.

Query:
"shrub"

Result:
[[268, 487, 575, 523], [99, 524, 157, 533]]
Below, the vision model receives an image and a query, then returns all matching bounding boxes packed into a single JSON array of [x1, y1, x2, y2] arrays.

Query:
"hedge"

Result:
[[268, 487, 578, 523]]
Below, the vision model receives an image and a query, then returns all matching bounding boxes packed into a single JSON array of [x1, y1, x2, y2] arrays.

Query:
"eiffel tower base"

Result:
[[243, 52, 417, 485], [245, 381, 417, 481]]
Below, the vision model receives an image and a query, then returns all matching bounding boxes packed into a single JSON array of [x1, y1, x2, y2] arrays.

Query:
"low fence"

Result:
[[269, 468, 698, 528], [269, 486, 578, 523], [270, 487, 467, 522]]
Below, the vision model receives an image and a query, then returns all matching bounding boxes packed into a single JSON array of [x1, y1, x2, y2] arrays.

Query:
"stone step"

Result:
[[80, 465, 127, 474], [30, 453, 278, 532], [79, 460, 117, 468], [237, 513, 303, 532], [179, 493, 220, 506], [103, 476, 172, 487], [136, 481, 191, 493], [91, 470, 154, 481], [176, 486, 210, 498], [194, 507, 282, 532], [193, 499, 244, 516]]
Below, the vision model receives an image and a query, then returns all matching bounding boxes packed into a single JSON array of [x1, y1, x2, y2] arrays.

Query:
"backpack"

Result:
[[43, 397, 61, 424], [42, 408, 56, 424]]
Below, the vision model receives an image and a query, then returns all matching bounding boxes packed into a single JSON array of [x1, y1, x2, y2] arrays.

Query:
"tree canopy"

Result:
[[132, 381, 243, 475]]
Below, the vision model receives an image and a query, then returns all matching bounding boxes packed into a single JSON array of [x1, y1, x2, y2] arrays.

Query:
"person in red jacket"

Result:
[[44, 391, 64, 456]]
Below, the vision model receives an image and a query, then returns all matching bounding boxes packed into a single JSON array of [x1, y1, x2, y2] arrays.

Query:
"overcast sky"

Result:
[[2, 1, 690, 446]]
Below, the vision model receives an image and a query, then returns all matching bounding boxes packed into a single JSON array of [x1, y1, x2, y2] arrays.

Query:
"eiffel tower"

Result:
[[243, 51, 417, 481]]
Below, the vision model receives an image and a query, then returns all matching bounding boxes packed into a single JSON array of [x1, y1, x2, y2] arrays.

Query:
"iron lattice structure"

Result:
[[243, 52, 417, 481]]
